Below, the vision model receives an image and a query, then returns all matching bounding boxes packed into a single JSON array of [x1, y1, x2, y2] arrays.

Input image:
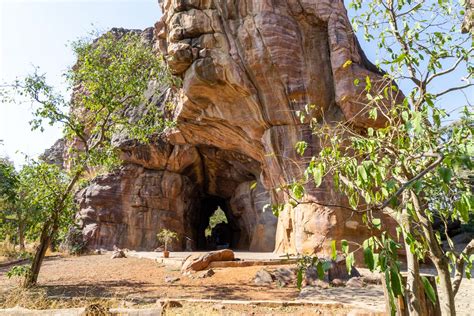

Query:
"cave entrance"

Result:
[[196, 196, 240, 250]]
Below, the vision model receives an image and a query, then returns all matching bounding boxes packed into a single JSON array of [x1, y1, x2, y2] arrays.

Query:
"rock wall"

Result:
[[76, 0, 390, 255]]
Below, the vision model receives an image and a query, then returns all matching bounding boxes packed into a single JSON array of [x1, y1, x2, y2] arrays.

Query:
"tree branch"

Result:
[[434, 83, 474, 98], [453, 239, 474, 296], [379, 153, 444, 210]]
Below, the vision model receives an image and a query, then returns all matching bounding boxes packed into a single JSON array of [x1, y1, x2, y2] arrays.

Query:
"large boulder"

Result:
[[181, 249, 235, 274]]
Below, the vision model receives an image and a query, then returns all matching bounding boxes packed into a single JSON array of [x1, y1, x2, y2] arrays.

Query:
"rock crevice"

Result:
[[76, 0, 391, 254]]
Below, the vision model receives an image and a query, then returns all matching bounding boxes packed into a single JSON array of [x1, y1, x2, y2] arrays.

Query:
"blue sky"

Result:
[[0, 1, 472, 167], [0, 0, 160, 166]]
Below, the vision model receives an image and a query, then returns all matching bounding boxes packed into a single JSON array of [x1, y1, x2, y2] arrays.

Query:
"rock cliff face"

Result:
[[76, 1, 388, 254]]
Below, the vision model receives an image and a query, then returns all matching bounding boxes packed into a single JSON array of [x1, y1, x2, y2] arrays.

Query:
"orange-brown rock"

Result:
[[76, 1, 391, 255], [181, 249, 235, 273]]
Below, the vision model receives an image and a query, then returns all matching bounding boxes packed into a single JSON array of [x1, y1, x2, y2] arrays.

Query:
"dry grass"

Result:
[[0, 240, 39, 263], [0, 240, 19, 259], [0, 286, 120, 311]]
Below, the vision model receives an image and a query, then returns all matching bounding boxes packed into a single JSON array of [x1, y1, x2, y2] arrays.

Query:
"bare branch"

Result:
[[434, 83, 474, 98], [426, 49, 473, 84], [453, 239, 474, 296]]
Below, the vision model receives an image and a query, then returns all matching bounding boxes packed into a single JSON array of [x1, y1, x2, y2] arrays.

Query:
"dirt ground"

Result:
[[0, 254, 300, 303], [0, 254, 472, 315]]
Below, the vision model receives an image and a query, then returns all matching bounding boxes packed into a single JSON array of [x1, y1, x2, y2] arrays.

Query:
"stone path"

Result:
[[127, 251, 292, 268], [127, 251, 285, 261], [0, 306, 162, 316]]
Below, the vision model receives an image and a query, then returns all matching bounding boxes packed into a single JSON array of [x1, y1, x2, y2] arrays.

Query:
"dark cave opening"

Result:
[[195, 195, 241, 250]]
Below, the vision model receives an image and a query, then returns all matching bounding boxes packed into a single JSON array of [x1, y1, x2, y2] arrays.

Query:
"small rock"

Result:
[[196, 269, 215, 279], [311, 279, 330, 289], [111, 245, 126, 259], [304, 266, 327, 286], [111, 250, 126, 259], [346, 277, 364, 288], [331, 278, 345, 287], [273, 267, 296, 286], [212, 303, 225, 310], [327, 256, 360, 281], [451, 232, 472, 244], [158, 299, 182, 308], [254, 269, 274, 285], [362, 274, 382, 285], [94, 249, 102, 255], [165, 275, 180, 283]]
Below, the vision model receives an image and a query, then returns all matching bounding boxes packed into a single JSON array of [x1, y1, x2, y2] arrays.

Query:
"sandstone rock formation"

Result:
[[181, 249, 234, 273], [76, 1, 390, 255]]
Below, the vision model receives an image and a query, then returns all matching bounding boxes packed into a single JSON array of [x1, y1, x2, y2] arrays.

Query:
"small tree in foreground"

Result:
[[157, 229, 179, 258], [288, 1, 473, 315], [1, 30, 173, 287]]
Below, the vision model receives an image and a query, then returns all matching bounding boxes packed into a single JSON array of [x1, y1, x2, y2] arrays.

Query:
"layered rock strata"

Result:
[[76, 1, 390, 255]]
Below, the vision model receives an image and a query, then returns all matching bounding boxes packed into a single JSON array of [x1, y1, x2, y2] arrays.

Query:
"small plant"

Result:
[[7, 265, 31, 287], [156, 229, 179, 256], [295, 254, 332, 289]]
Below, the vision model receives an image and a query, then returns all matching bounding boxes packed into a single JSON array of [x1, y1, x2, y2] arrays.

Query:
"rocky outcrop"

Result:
[[76, 1, 391, 255], [40, 138, 65, 167]]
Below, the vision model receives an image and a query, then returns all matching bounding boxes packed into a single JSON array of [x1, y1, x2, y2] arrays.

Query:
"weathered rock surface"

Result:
[[40, 138, 65, 167], [181, 249, 235, 273], [75, 1, 391, 255], [254, 269, 274, 286]]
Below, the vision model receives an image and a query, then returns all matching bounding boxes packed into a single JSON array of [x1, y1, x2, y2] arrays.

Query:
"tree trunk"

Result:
[[23, 171, 82, 288], [410, 191, 456, 315], [403, 238, 425, 315], [432, 257, 456, 315], [23, 224, 51, 287], [401, 211, 426, 316]]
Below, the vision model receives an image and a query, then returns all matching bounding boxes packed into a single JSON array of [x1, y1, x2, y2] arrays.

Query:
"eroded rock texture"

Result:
[[77, 1, 388, 254]]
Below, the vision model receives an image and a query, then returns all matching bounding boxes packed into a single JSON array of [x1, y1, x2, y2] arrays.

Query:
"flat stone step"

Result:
[[208, 259, 297, 268]]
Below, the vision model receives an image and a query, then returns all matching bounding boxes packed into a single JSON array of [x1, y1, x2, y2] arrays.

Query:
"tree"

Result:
[[289, 1, 473, 315], [1, 29, 173, 287], [156, 228, 179, 256], [0, 158, 23, 250]]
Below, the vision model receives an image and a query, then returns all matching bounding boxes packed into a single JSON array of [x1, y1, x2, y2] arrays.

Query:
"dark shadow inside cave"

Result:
[[195, 195, 242, 250]]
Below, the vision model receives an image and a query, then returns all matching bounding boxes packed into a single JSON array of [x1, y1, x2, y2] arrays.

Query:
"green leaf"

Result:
[[369, 107, 378, 120], [296, 269, 303, 289], [365, 76, 372, 91], [313, 164, 323, 187], [346, 252, 354, 274], [316, 261, 325, 280], [249, 181, 257, 190], [393, 53, 406, 63], [331, 240, 337, 261], [421, 276, 437, 304], [457, 194, 472, 222], [363, 247, 375, 271], [341, 240, 349, 254], [390, 268, 403, 296], [295, 141, 307, 156], [292, 183, 305, 200], [357, 165, 368, 183], [438, 167, 452, 184], [372, 218, 382, 230], [411, 111, 423, 135]]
